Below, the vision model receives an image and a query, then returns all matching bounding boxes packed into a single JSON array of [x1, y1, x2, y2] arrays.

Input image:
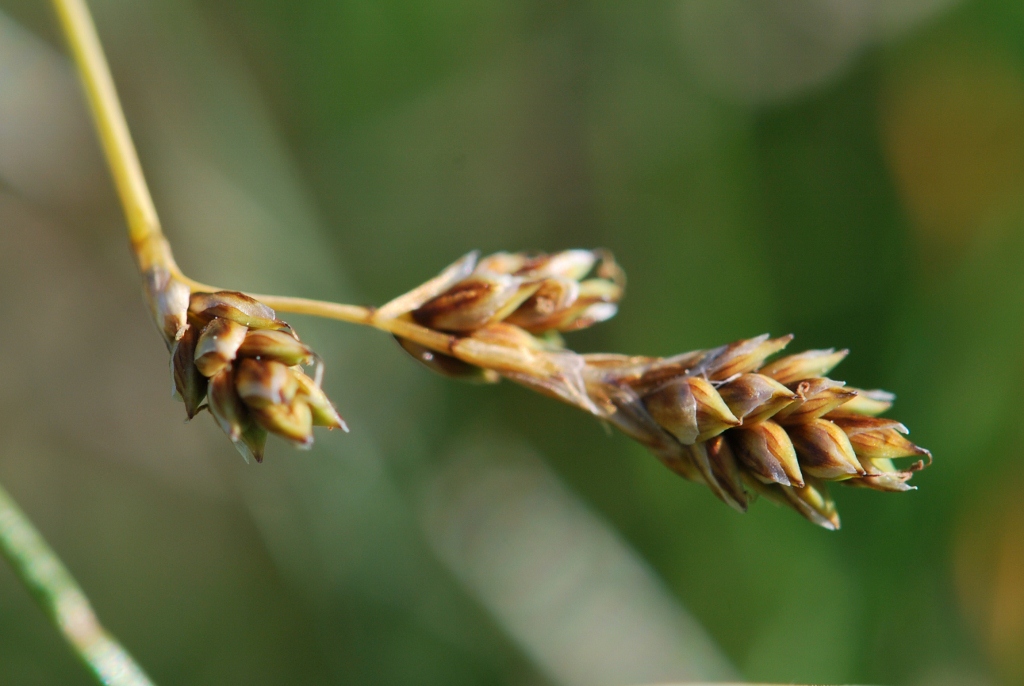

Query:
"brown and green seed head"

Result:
[[585, 334, 930, 529], [170, 291, 346, 462], [387, 249, 930, 529]]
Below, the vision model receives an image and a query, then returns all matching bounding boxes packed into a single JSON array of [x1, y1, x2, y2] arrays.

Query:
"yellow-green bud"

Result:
[[730, 421, 804, 488], [252, 400, 314, 448], [238, 329, 314, 366], [774, 378, 858, 423], [758, 348, 849, 385], [787, 418, 865, 480], [193, 318, 248, 377], [717, 373, 798, 425], [235, 359, 298, 409]]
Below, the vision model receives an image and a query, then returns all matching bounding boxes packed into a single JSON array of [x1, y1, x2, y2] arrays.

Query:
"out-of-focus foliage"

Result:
[[0, 0, 1022, 684]]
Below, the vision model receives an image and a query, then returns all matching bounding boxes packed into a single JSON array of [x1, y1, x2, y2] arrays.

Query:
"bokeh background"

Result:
[[0, 0, 1021, 684]]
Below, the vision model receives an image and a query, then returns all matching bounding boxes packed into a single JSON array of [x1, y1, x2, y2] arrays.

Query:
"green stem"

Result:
[[0, 480, 155, 686]]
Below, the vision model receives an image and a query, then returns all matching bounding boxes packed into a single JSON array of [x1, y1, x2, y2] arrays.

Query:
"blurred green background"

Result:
[[0, 0, 1022, 684]]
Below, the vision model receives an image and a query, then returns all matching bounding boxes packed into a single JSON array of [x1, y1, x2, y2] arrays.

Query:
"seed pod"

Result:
[[845, 425, 930, 460], [235, 359, 298, 409], [783, 478, 841, 530], [846, 462, 917, 492], [704, 334, 794, 381], [826, 413, 907, 436], [717, 373, 797, 424], [504, 277, 580, 331], [145, 266, 191, 345], [689, 377, 742, 441], [395, 337, 499, 383], [686, 442, 738, 510], [787, 419, 864, 480], [413, 275, 539, 332], [475, 251, 530, 275], [293, 371, 348, 431], [236, 421, 269, 464], [238, 329, 313, 366], [208, 368, 249, 442], [643, 376, 742, 444], [171, 324, 207, 419], [838, 389, 895, 416], [547, 279, 623, 332], [742, 474, 839, 529], [516, 249, 598, 280], [189, 291, 287, 331], [704, 436, 748, 512], [253, 399, 314, 448], [729, 421, 803, 487], [774, 378, 858, 423], [758, 348, 848, 385], [643, 377, 699, 445], [193, 318, 248, 377]]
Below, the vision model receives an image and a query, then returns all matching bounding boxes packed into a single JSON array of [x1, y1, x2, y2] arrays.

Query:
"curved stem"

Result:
[[0, 480, 155, 686], [255, 295, 459, 355], [51, 0, 179, 277], [250, 295, 373, 325]]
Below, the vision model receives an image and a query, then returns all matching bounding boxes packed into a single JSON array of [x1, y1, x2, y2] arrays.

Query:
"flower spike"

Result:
[[171, 291, 346, 462], [380, 249, 930, 529]]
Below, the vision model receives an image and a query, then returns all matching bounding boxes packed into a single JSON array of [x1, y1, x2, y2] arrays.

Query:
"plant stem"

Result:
[[251, 295, 459, 352], [0, 480, 155, 686], [51, 0, 184, 280]]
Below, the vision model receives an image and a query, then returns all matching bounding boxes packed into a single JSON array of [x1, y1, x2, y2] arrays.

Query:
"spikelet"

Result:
[[387, 249, 930, 529], [170, 291, 346, 463], [585, 335, 930, 529]]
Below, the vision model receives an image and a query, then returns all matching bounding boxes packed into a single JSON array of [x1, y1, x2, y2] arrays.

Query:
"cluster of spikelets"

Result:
[[145, 247, 928, 527], [162, 289, 346, 462], [381, 249, 929, 529]]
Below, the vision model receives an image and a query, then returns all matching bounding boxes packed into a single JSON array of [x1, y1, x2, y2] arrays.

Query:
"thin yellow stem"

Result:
[[51, 0, 171, 267], [250, 295, 373, 325], [257, 295, 459, 353]]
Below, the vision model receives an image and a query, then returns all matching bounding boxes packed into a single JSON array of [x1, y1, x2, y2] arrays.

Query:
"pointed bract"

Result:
[[190, 291, 288, 331], [294, 371, 348, 431], [193, 318, 248, 377], [705, 334, 793, 381], [145, 266, 191, 345], [846, 426, 930, 460], [729, 421, 803, 487], [253, 399, 314, 448], [787, 419, 864, 480], [238, 329, 314, 366], [208, 368, 248, 442], [717, 373, 797, 425], [235, 359, 298, 409], [413, 275, 538, 332], [774, 378, 858, 423], [171, 324, 207, 419], [642, 378, 699, 445], [839, 389, 895, 416], [705, 436, 748, 512], [759, 349, 848, 385]]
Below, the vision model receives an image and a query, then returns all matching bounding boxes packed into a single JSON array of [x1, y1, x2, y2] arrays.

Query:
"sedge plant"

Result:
[[0, 0, 931, 683]]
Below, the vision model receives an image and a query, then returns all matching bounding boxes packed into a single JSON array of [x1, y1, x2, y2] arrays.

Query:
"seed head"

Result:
[[408, 249, 624, 336], [388, 249, 930, 529], [587, 334, 931, 529], [171, 291, 346, 462]]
